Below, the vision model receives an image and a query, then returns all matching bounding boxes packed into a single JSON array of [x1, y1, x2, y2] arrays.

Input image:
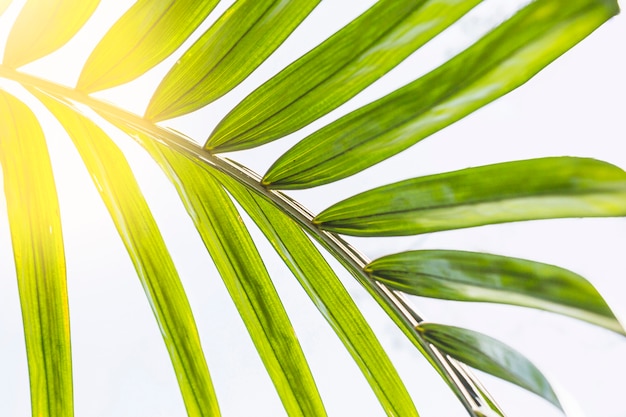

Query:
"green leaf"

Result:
[[0, 91, 72, 416], [418, 323, 562, 409], [206, 0, 482, 152], [315, 157, 626, 237], [34, 92, 219, 417], [3, 0, 99, 68], [367, 250, 624, 334], [213, 171, 420, 417], [76, 0, 218, 92], [146, 0, 320, 122], [264, 0, 620, 189], [133, 135, 327, 417]]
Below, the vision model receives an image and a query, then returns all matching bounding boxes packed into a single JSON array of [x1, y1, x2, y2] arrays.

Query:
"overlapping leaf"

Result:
[[418, 323, 562, 409], [264, 0, 620, 189], [77, 0, 218, 92], [367, 250, 624, 334], [3, 0, 99, 68], [34, 93, 219, 417], [146, 0, 320, 121], [207, 0, 482, 151], [315, 157, 626, 236], [212, 170, 419, 417], [130, 134, 327, 417], [0, 91, 72, 417]]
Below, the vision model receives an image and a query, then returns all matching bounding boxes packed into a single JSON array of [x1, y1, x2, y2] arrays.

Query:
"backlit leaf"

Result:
[[146, 0, 320, 121], [132, 134, 327, 417], [367, 250, 624, 334], [315, 157, 626, 236], [35, 92, 219, 417], [207, 0, 482, 152], [3, 0, 99, 68], [418, 323, 562, 409], [0, 0, 12, 17], [264, 0, 619, 189], [77, 0, 218, 92], [0, 90, 72, 417]]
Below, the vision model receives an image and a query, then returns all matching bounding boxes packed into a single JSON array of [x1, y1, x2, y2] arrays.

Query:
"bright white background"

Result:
[[1, 1, 625, 416]]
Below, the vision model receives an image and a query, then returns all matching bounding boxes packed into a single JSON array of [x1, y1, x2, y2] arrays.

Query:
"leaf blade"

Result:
[[34, 93, 219, 417], [213, 171, 420, 417], [264, 0, 620, 189], [418, 323, 562, 409], [315, 157, 626, 236], [146, 0, 320, 121], [3, 0, 99, 68], [0, 90, 73, 417], [135, 136, 327, 417], [77, 0, 218, 92], [367, 250, 624, 334], [206, 0, 482, 151]]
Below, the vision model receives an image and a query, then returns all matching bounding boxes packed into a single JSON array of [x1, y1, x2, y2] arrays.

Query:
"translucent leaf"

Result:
[[264, 0, 620, 189], [207, 0, 482, 152], [0, 90, 72, 417], [77, 0, 218, 92], [315, 157, 626, 236], [3, 0, 99, 68], [146, 0, 320, 121], [35, 92, 219, 417]]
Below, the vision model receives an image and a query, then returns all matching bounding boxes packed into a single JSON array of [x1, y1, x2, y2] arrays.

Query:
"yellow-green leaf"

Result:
[[207, 0, 482, 152], [315, 157, 626, 237], [134, 134, 327, 417], [3, 0, 99, 68], [77, 0, 218, 92], [367, 250, 624, 334], [264, 0, 620, 189], [214, 171, 419, 417], [146, 0, 320, 121], [0, 90, 72, 417], [34, 92, 219, 417]]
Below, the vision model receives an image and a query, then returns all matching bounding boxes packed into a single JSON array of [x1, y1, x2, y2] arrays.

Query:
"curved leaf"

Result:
[[315, 157, 626, 236], [77, 0, 218, 92], [34, 93, 219, 417], [206, 0, 482, 151], [146, 0, 320, 121], [132, 135, 327, 417], [213, 171, 419, 417], [0, 91, 72, 417], [264, 0, 620, 189], [418, 323, 562, 409], [3, 0, 99, 68], [367, 250, 624, 334]]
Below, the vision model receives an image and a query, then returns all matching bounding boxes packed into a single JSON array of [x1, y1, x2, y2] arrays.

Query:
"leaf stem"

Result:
[[0, 65, 503, 417]]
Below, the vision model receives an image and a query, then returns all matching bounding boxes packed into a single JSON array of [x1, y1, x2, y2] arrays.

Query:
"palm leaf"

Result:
[[0, 90, 72, 417], [0, 0, 623, 416]]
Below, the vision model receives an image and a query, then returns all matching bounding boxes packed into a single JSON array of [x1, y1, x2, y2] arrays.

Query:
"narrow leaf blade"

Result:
[[213, 171, 419, 417], [0, 91, 72, 417], [264, 0, 620, 189], [146, 0, 320, 121], [207, 0, 482, 151], [77, 0, 218, 92], [35, 93, 219, 417], [134, 134, 327, 417], [419, 323, 562, 409], [367, 250, 624, 334], [315, 157, 626, 236], [3, 0, 99, 68]]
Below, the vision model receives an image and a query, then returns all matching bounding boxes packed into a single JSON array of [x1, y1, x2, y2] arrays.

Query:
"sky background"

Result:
[[1, 1, 625, 416]]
